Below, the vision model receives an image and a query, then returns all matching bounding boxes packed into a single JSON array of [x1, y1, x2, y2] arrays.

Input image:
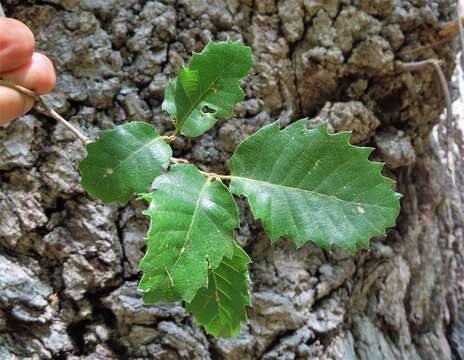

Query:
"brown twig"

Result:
[[0, 79, 91, 145]]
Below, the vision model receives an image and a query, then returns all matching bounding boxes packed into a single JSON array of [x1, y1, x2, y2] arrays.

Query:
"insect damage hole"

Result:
[[202, 105, 216, 114]]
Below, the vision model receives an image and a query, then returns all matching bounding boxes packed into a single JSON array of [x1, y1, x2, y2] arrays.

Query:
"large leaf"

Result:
[[229, 120, 401, 252], [162, 39, 252, 137], [139, 164, 239, 303], [79, 122, 172, 204], [187, 244, 251, 338]]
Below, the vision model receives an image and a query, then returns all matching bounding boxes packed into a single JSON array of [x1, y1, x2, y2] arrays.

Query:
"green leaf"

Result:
[[139, 164, 239, 303], [79, 122, 172, 204], [186, 244, 251, 338], [162, 39, 252, 137], [229, 120, 401, 253]]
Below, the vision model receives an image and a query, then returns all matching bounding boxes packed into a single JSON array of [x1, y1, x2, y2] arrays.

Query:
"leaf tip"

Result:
[[316, 122, 329, 133], [336, 131, 353, 143], [359, 146, 375, 157]]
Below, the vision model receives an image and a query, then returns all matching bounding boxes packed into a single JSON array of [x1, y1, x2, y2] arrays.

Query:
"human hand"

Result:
[[0, 17, 55, 124]]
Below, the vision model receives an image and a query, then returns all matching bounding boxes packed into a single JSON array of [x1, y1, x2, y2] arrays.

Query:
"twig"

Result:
[[397, 59, 453, 170], [0, 9, 90, 144], [431, 62, 453, 158], [0, 79, 91, 145], [171, 157, 189, 164], [397, 59, 440, 72]]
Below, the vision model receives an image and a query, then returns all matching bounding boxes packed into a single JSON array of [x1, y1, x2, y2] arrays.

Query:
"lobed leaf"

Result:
[[187, 244, 251, 338], [229, 120, 401, 252], [79, 122, 172, 204], [139, 164, 239, 303], [162, 38, 252, 137]]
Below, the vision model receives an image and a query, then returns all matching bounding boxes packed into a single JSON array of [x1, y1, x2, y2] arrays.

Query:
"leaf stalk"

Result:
[[198, 169, 232, 181], [170, 158, 232, 180], [162, 135, 177, 144]]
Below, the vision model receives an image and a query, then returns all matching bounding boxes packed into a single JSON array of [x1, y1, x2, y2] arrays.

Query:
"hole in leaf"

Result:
[[202, 105, 216, 114]]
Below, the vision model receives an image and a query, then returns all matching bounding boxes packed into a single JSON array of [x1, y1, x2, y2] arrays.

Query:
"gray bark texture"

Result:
[[0, 0, 463, 359]]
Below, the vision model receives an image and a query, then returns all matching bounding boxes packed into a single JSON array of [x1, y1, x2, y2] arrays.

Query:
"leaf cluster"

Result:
[[78, 39, 401, 338]]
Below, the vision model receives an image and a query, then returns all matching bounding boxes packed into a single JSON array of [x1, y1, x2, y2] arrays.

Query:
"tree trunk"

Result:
[[0, 1, 462, 359]]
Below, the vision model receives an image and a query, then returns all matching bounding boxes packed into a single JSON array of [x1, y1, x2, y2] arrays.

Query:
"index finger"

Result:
[[0, 17, 35, 73]]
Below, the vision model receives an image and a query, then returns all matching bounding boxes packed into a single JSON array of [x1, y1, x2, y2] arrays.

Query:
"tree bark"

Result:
[[0, 1, 462, 359]]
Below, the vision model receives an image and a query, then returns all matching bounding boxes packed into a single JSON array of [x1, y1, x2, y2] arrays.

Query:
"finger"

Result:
[[0, 18, 35, 73], [1, 52, 56, 95], [0, 86, 34, 125]]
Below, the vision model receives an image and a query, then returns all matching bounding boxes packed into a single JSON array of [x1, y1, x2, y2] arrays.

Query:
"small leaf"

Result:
[[139, 164, 239, 303], [79, 122, 172, 204], [229, 120, 401, 252], [162, 39, 252, 137], [187, 244, 251, 338]]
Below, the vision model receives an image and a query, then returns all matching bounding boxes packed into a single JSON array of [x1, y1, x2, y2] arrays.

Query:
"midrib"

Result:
[[172, 181, 209, 268], [111, 137, 163, 172], [176, 61, 235, 129], [231, 176, 392, 210]]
